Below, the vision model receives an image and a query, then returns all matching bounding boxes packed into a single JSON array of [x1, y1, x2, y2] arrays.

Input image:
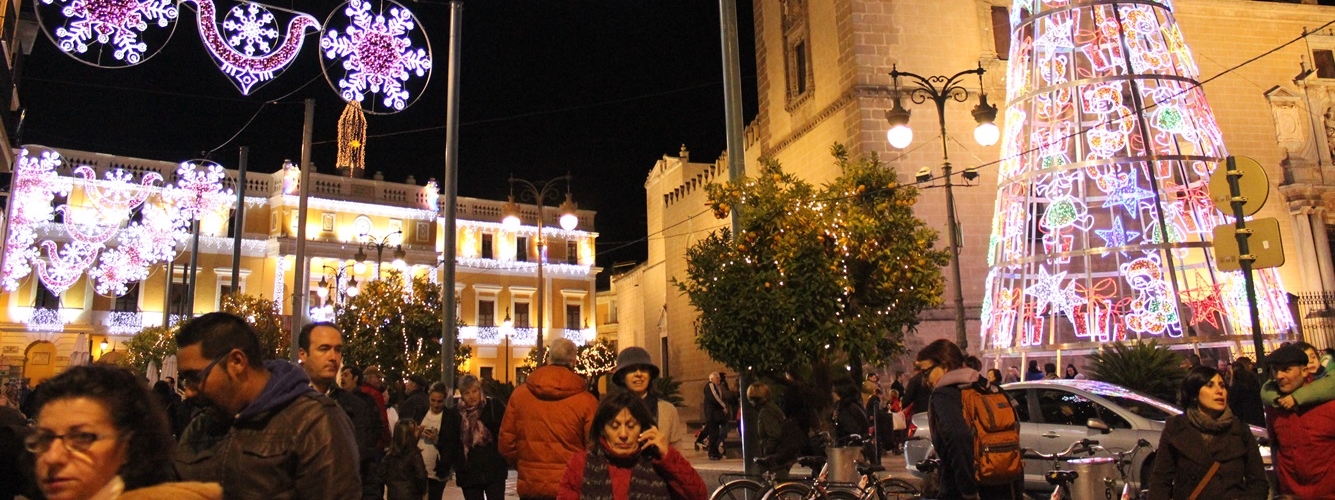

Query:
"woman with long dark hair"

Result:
[[26, 364, 220, 499], [556, 391, 706, 500], [1146, 366, 1267, 499], [382, 418, 427, 499]]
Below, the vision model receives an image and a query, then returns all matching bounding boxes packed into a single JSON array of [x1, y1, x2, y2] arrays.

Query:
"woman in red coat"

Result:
[[557, 391, 707, 500]]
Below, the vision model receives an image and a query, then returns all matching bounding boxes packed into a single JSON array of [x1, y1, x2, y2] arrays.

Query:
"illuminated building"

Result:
[[0, 146, 598, 385], [619, 0, 1335, 420]]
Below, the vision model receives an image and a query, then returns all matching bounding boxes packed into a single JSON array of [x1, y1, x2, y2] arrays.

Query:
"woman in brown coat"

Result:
[[1147, 366, 1267, 500]]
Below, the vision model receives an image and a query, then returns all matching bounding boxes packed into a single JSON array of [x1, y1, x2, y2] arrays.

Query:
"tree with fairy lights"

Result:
[[221, 292, 289, 360], [121, 325, 178, 375], [575, 339, 618, 390], [336, 270, 471, 381], [678, 145, 949, 384]]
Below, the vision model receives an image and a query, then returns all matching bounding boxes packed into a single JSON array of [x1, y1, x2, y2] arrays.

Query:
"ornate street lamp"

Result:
[[501, 174, 578, 362], [886, 63, 998, 352], [355, 230, 405, 279], [316, 264, 359, 322]]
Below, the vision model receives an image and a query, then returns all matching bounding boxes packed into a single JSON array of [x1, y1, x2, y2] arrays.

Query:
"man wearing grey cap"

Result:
[[1264, 343, 1335, 497]]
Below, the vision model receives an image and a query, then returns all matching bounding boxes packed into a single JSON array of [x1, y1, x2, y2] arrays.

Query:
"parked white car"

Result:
[[901, 379, 1271, 492]]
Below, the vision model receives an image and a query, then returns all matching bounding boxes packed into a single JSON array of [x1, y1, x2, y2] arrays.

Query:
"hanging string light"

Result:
[[336, 100, 368, 178]]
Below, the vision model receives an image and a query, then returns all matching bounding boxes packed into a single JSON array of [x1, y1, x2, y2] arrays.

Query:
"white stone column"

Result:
[[1293, 208, 1322, 292], [1312, 210, 1335, 293]]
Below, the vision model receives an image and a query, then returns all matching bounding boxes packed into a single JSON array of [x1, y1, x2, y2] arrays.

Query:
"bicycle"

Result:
[[710, 456, 828, 500], [762, 436, 920, 500], [1024, 438, 1099, 500], [1090, 439, 1153, 500]]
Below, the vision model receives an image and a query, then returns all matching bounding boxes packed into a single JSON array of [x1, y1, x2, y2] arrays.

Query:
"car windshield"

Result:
[[1084, 385, 1180, 421]]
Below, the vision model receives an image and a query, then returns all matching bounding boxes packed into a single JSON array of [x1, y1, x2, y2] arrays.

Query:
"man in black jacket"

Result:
[[175, 312, 361, 499], [397, 374, 430, 423], [299, 322, 385, 500]]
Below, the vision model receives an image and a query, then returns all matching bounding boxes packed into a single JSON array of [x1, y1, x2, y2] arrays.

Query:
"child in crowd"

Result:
[[381, 418, 427, 500], [1261, 341, 1335, 410]]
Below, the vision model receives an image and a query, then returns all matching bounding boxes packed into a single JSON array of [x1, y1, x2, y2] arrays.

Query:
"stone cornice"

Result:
[[761, 84, 893, 158]]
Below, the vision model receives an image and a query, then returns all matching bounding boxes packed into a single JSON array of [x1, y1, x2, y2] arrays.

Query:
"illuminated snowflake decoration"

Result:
[[35, 0, 178, 67], [185, 0, 319, 95], [320, 0, 433, 113], [163, 161, 234, 222]]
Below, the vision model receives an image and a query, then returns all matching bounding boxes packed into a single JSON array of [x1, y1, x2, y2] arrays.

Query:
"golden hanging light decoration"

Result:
[[336, 100, 367, 177]]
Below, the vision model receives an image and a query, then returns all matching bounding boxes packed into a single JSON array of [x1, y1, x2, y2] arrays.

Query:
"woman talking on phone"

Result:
[[556, 391, 707, 500]]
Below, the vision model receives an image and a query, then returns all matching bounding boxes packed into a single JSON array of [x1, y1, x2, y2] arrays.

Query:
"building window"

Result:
[[34, 281, 60, 310], [660, 337, 669, 377], [482, 234, 494, 259], [114, 283, 140, 312], [782, 0, 813, 108], [566, 241, 578, 265], [226, 209, 238, 238], [479, 299, 496, 326], [991, 7, 1011, 60], [515, 302, 531, 328], [516, 236, 528, 262], [1316, 49, 1335, 79], [566, 304, 581, 330]]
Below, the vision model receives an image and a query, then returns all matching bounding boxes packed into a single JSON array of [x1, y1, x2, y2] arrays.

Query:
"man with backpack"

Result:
[[915, 339, 1023, 500]]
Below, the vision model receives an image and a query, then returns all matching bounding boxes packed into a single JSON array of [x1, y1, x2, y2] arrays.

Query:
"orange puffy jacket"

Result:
[[499, 365, 599, 499]]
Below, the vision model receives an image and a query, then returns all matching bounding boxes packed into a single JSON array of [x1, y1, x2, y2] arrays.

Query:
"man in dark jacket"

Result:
[[299, 322, 384, 500], [917, 339, 1021, 500], [174, 312, 361, 499], [700, 371, 729, 460], [397, 374, 430, 423]]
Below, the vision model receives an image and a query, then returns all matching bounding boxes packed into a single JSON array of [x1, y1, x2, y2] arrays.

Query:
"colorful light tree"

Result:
[[980, 0, 1294, 352]]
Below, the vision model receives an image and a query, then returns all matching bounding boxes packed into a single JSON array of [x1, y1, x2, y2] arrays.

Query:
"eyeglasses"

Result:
[[915, 363, 940, 375], [24, 430, 117, 454], [179, 353, 228, 392]]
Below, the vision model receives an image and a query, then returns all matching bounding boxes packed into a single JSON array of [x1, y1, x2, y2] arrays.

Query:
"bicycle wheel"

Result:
[[821, 490, 862, 500], [710, 479, 766, 500], [874, 478, 919, 500], [761, 482, 814, 500]]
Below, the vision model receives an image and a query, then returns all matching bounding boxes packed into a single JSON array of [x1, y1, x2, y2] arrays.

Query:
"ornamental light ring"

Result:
[[319, 0, 433, 114], [34, 0, 179, 68]]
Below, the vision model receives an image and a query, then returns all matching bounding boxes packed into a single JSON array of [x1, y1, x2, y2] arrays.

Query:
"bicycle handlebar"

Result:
[[1025, 438, 1099, 461], [1089, 438, 1153, 460]]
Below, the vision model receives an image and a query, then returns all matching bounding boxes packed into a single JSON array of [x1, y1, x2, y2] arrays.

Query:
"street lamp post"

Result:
[[355, 230, 405, 279], [316, 264, 360, 322], [502, 174, 579, 362], [502, 307, 513, 383], [885, 63, 999, 352]]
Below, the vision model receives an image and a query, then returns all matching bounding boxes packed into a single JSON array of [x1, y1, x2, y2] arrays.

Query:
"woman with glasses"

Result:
[[26, 364, 221, 500]]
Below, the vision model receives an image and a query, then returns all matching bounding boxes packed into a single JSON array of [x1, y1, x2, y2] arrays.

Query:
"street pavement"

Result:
[[440, 448, 921, 499]]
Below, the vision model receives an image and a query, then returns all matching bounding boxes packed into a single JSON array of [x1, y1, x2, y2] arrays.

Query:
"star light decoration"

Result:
[[980, 0, 1294, 352], [35, 0, 179, 67], [184, 0, 319, 95], [320, 0, 433, 113], [0, 148, 237, 301]]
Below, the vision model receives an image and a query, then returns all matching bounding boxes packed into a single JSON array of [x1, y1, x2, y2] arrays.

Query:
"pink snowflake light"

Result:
[[35, 0, 178, 67], [183, 0, 319, 95], [320, 0, 432, 114]]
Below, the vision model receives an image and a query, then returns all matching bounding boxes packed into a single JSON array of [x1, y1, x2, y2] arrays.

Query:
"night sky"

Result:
[[18, 0, 758, 283]]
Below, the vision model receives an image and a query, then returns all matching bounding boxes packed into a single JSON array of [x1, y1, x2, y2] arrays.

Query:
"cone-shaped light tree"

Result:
[[980, 0, 1294, 353]]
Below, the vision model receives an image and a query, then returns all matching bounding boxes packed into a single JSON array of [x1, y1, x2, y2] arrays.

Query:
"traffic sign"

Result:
[[1209, 156, 1269, 217], [1212, 217, 1285, 271]]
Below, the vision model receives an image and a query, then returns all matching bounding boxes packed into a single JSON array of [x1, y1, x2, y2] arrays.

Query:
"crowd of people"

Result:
[[0, 312, 709, 500], [6, 312, 1335, 500]]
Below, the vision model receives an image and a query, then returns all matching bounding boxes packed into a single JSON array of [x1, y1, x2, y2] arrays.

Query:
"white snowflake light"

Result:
[[320, 0, 432, 113], [184, 0, 319, 95], [35, 0, 179, 67]]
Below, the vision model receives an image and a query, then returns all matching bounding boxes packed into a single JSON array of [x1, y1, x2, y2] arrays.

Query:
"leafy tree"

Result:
[[575, 339, 617, 390], [335, 271, 471, 381], [677, 145, 949, 379], [221, 292, 289, 360], [1087, 340, 1187, 404], [120, 325, 177, 375], [654, 375, 685, 407]]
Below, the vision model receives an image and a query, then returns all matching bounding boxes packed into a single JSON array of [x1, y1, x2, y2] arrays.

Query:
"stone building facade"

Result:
[[615, 0, 1335, 420]]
